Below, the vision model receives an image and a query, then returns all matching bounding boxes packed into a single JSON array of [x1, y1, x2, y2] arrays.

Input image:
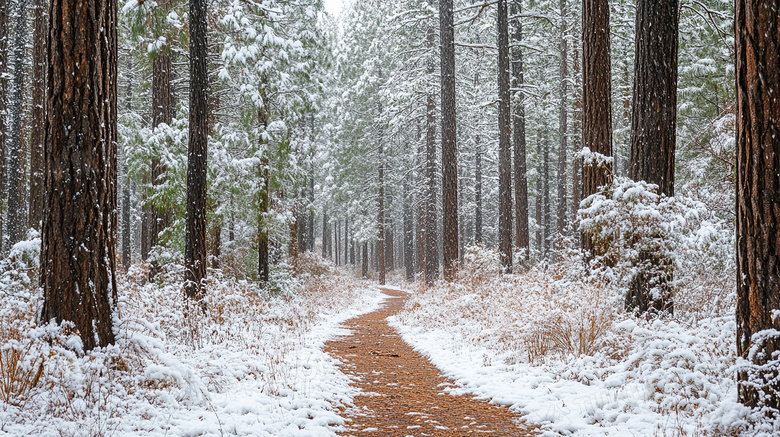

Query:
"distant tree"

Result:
[[28, 0, 46, 231], [581, 0, 612, 252], [511, 0, 529, 254], [424, 6, 438, 284], [6, 0, 29, 247], [556, 0, 569, 238], [440, 0, 457, 280], [184, 0, 209, 300], [627, 0, 679, 314], [735, 0, 780, 411], [40, 0, 118, 351], [497, 0, 512, 273]]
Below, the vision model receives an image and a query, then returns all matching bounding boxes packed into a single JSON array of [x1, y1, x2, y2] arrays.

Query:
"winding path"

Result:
[[325, 287, 536, 436]]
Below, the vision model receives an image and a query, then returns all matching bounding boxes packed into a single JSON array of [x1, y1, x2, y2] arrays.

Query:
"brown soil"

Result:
[[325, 288, 536, 436]]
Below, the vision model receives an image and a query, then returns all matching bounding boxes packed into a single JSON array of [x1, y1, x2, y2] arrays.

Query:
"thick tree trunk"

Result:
[[510, 0, 528, 254], [629, 0, 678, 197], [440, 0, 458, 280], [556, 0, 568, 238], [581, 0, 613, 252], [735, 0, 780, 410], [322, 206, 327, 258], [28, 0, 46, 231], [40, 0, 118, 351], [627, 0, 678, 314], [6, 0, 29, 247], [184, 0, 209, 300], [497, 0, 512, 273]]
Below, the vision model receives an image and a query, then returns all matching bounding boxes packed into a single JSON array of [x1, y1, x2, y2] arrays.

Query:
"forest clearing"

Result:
[[0, 0, 779, 435]]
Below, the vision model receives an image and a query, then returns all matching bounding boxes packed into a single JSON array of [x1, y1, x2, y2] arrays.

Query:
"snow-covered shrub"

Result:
[[578, 177, 732, 315]]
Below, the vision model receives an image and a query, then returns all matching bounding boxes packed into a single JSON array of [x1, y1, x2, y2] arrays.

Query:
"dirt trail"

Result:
[[325, 287, 536, 436]]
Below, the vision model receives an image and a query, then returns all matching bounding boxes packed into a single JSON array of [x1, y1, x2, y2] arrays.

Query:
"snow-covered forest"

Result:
[[0, 0, 778, 435]]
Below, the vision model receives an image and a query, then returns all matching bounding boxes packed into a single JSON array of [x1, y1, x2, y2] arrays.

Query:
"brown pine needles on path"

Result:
[[325, 287, 537, 436]]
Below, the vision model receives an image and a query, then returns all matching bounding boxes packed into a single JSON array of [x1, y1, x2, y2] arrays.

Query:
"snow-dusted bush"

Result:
[[578, 177, 734, 316]]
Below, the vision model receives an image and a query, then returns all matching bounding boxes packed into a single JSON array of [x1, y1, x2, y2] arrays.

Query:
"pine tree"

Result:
[[184, 0, 209, 300], [735, 0, 780, 411], [497, 0, 512, 273], [40, 0, 118, 351]]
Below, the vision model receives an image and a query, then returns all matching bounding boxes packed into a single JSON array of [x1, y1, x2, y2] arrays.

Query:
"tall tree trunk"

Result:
[[497, 0, 512, 273], [121, 57, 133, 271], [335, 218, 340, 266], [361, 241, 368, 278], [416, 134, 425, 275], [40, 0, 118, 351], [511, 0, 528, 255], [308, 173, 315, 251], [627, 0, 678, 314], [403, 177, 414, 281], [6, 0, 29, 247], [28, 0, 45, 231], [556, 0, 568, 238], [378, 119, 386, 285], [257, 100, 269, 283], [440, 0, 458, 280], [475, 135, 483, 244], [322, 206, 327, 258], [535, 171, 543, 254], [542, 131, 551, 257], [629, 0, 678, 197], [581, 0, 613, 252], [148, 52, 173, 280], [0, 0, 8, 222], [736, 0, 780, 410], [571, 40, 582, 224], [424, 24, 438, 285], [184, 0, 209, 300]]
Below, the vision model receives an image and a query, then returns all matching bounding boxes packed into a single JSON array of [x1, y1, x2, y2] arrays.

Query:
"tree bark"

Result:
[[497, 0, 512, 273], [511, 0, 528, 255], [40, 0, 118, 351], [581, 0, 613, 252], [629, 0, 679, 197], [28, 0, 46, 231], [361, 241, 368, 278], [736, 0, 780, 410], [6, 0, 29, 246], [184, 0, 209, 300], [627, 0, 678, 314], [440, 0, 458, 280]]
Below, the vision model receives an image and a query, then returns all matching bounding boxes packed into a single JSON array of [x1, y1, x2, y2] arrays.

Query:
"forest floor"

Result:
[[326, 287, 536, 436]]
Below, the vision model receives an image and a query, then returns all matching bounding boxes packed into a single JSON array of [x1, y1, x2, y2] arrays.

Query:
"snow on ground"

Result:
[[0, 248, 383, 436], [389, 247, 779, 437]]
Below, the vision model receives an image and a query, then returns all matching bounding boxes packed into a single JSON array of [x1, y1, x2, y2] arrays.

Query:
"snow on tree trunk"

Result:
[[735, 0, 780, 411], [40, 0, 118, 351]]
